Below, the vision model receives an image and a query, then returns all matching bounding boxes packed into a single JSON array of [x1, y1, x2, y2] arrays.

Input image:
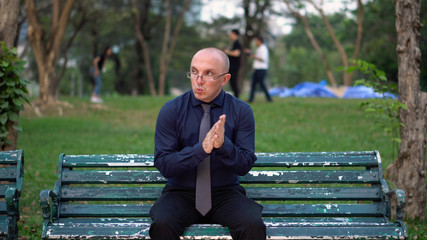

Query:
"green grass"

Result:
[[16, 95, 426, 239]]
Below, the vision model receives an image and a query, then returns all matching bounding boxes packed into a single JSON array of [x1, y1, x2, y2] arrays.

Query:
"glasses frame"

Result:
[[186, 72, 229, 82]]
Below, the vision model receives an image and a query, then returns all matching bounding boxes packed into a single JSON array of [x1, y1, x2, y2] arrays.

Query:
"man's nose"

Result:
[[196, 75, 204, 84]]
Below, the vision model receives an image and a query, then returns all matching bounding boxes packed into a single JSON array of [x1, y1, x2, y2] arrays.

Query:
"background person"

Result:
[[149, 47, 266, 240], [247, 36, 272, 103], [90, 46, 112, 103], [224, 29, 242, 98]]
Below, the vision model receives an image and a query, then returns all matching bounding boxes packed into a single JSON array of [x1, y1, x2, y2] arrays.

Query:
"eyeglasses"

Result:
[[186, 72, 228, 82]]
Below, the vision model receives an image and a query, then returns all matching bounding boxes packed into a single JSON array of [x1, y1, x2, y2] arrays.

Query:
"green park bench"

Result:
[[0, 150, 24, 240], [40, 151, 408, 239]]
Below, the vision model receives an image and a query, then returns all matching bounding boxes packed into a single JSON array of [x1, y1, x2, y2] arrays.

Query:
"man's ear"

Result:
[[221, 73, 231, 86]]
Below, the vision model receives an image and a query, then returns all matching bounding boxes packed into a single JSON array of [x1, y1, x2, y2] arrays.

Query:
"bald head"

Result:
[[192, 48, 230, 73]]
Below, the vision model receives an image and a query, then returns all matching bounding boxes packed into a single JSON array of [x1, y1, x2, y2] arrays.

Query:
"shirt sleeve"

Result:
[[213, 103, 257, 176], [154, 103, 208, 178]]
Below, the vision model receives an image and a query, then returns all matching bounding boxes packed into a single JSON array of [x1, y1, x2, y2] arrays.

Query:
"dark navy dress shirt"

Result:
[[154, 90, 257, 188]]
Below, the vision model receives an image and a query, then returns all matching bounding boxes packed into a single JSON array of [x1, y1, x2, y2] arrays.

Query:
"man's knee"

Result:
[[149, 217, 182, 240], [231, 217, 266, 240]]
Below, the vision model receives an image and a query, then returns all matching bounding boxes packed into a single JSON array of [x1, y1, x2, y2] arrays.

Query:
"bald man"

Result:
[[149, 48, 266, 240]]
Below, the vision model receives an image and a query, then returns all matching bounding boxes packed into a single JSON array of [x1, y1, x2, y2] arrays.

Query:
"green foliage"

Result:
[[344, 59, 406, 159], [0, 42, 29, 148]]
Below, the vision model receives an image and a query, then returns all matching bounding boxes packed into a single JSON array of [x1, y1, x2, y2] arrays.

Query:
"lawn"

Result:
[[16, 95, 426, 239]]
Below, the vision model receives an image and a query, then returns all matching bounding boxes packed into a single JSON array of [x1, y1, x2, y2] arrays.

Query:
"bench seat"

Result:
[[40, 151, 408, 239]]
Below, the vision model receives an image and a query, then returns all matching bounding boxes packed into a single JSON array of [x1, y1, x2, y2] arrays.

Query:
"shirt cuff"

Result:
[[214, 137, 233, 157], [196, 142, 210, 159]]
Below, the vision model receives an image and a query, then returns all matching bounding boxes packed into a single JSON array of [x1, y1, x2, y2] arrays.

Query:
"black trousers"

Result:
[[249, 69, 272, 102], [229, 67, 240, 98], [149, 185, 266, 240]]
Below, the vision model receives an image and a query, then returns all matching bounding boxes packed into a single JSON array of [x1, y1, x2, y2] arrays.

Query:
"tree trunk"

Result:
[[0, 0, 20, 151], [131, 0, 157, 96], [38, 62, 60, 104], [26, 0, 75, 106], [386, 0, 426, 220], [0, 0, 20, 48], [2, 121, 18, 151]]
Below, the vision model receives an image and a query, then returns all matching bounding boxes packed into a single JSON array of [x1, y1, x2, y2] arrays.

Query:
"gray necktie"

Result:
[[196, 103, 212, 216]]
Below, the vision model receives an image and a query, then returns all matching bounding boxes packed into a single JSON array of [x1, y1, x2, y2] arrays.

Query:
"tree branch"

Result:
[[49, 0, 75, 54], [283, 0, 337, 87], [56, 4, 87, 84], [165, 0, 192, 68]]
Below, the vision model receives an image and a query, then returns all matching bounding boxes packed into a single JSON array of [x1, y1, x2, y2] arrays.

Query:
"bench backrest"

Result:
[[54, 151, 390, 219], [0, 150, 24, 216]]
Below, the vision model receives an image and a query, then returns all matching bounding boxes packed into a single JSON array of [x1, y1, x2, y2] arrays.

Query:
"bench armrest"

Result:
[[386, 189, 406, 221], [40, 189, 59, 222], [5, 187, 20, 217]]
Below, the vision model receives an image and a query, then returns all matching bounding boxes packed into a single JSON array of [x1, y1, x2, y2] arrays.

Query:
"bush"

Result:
[[0, 42, 29, 149]]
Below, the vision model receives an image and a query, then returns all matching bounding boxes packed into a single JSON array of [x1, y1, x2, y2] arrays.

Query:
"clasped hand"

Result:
[[202, 114, 226, 154]]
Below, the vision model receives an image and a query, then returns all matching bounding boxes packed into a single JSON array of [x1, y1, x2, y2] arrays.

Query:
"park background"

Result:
[[0, 0, 426, 239]]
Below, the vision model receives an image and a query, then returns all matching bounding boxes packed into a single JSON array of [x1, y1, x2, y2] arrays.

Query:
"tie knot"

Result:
[[201, 104, 211, 113]]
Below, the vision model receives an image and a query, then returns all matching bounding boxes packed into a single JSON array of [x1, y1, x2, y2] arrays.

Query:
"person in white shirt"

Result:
[[247, 36, 272, 103]]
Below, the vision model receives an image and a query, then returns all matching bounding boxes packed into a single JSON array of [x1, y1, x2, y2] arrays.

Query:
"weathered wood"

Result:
[[60, 186, 381, 201], [58, 203, 385, 218], [40, 151, 408, 239], [62, 169, 379, 184], [0, 150, 24, 239]]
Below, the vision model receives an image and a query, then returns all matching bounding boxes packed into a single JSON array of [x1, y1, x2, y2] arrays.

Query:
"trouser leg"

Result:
[[258, 70, 272, 101], [210, 185, 266, 240], [149, 186, 200, 240], [249, 71, 259, 102], [229, 68, 240, 98]]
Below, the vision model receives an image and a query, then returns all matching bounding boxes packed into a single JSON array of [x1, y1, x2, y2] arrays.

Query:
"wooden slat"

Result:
[[0, 167, 18, 181], [0, 215, 7, 235], [0, 150, 20, 164], [62, 170, 379, 184], [240, 170, 379, 184], [0, 202, 6, 213], [0, 185, 15, 197], [246, 187, 381, 201], [61, 186, 381, 201], [264, 226, 406, 239], [56, 217, 393, 226], [254, 151, 379, 167], [61, 187, 162, 201], [60, 203, 152, 217], [262, 203, 385, 217], [62, 170, 166, 184], [59, 203, 385, 218], [62, 154, 155, 167], [61, 151, 380, 168]]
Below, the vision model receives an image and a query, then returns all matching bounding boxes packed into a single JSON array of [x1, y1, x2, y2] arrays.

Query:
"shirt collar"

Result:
[[191, 90, 225, 108]]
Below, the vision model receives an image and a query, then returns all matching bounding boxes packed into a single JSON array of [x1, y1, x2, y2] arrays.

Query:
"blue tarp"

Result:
[[269, 81, 398, 99], [269, 81, 336, 98], [342, 85, 397, 99]]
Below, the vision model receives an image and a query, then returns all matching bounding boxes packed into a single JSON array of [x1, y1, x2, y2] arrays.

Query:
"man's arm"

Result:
[[213, 104, 256, 176], [154, 104, 208, 178], [93, 56, 100, 76], [224, 48, 241, 57]]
